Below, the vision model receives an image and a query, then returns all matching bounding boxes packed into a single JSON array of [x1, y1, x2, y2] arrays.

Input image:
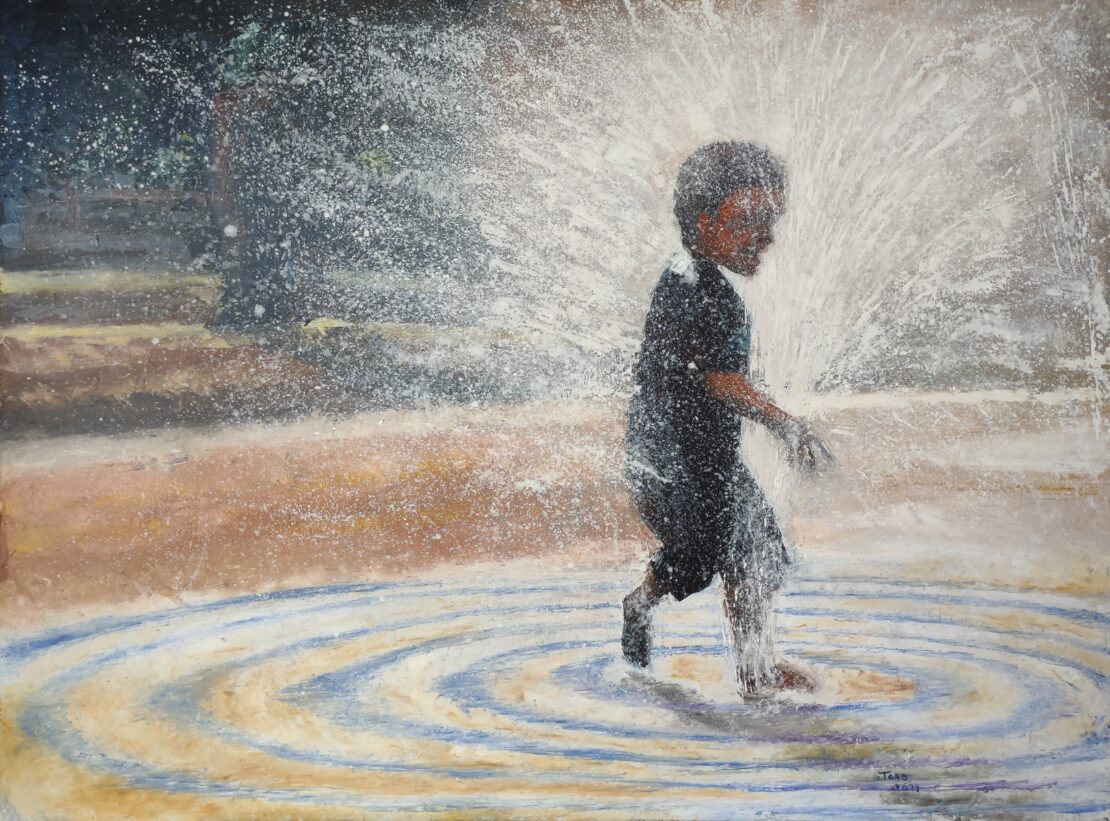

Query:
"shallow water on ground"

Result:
[[2, 565, 1107, 818]]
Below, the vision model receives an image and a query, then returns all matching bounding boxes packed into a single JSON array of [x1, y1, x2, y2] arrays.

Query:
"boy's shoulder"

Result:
[[649, 255, 698, 319], [663, 247, 701, 287], [647, 252, 722, 338], [656, 248, 739, 307], [651, 250, 704, 312]]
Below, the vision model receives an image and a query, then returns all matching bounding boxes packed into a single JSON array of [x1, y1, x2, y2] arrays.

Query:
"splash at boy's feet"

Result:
[[621, 574, 818, 695]]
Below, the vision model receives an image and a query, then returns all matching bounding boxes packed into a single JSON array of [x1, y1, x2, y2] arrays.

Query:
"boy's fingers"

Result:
[[796, 438, 811, 463], [787, 434, 835, 472], [801, 444, 816, 470], [800, 432, 834, 464]]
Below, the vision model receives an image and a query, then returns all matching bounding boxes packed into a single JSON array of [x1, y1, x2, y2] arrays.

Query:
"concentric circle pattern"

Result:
[[2, 572, 1108, 819]]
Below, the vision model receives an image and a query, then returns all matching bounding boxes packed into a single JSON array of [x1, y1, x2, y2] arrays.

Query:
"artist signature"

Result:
[[877, 770, 921, 792]]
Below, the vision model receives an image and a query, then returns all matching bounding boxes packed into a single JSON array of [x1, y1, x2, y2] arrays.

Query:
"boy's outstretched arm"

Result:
[[704, 371, 833, 471]]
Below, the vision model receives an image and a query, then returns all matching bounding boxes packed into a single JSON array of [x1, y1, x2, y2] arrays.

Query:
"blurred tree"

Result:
[[206, 14, 491, 326], [208, 22, 290, 324], [2, 2, 491, 321]]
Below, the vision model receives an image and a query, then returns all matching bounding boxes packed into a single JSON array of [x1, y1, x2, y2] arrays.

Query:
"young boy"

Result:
[[622, 141, 832, 696]]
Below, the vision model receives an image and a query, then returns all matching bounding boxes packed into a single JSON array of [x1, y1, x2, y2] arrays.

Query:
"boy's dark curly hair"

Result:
[[674, 141, 786, 246]]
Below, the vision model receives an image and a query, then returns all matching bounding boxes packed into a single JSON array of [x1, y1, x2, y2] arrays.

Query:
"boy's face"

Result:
[[695, 186, 785, 276]]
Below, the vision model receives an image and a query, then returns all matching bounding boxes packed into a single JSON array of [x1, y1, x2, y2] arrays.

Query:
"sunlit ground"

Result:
[[1, 393, 1106, 819]]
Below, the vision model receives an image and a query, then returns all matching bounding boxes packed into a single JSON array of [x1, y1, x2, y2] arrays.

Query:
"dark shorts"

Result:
[[624, 450, 790, 602]]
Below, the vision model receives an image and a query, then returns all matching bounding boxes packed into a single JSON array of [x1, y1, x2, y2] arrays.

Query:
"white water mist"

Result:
[[469, 0, 1106, 498]]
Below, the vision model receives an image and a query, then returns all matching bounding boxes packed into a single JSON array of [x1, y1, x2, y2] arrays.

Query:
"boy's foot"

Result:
[[735, 660, 819, 698], [621, 594, 652, 667], [773, 659, 819, 693], [736, 667, 763, 698]]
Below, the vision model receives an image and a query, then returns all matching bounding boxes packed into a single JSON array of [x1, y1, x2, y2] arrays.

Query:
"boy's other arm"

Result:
[[704, 371, 833, 471]]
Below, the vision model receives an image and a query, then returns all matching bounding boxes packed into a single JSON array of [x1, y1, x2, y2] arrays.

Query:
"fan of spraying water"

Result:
[[470, 1, 1105, 400], [466, 0, 1106, 496]]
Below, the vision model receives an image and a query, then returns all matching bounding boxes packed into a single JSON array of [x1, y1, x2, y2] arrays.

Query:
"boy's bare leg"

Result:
[[723, 577, 817, 696], [722, 577, 777, 695], [622, 567, 664, 667]]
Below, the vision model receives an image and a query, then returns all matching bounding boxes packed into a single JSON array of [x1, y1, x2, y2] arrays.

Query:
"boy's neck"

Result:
[[679, 245, 717, 271]]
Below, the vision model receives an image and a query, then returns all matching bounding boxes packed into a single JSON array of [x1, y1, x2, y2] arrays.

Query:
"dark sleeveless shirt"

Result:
[[625, 251, 752, 480]]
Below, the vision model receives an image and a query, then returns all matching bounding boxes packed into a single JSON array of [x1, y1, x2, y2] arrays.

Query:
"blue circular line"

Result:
[[4, 577, 1107, 816]]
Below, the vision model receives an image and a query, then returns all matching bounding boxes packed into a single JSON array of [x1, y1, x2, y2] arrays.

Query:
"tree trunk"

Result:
[[207, 85, 290, 326]]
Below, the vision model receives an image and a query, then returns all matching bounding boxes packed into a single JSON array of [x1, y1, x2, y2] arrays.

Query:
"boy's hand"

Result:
[[702, 372, 835, 471], [775, 417, 834, 473]]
